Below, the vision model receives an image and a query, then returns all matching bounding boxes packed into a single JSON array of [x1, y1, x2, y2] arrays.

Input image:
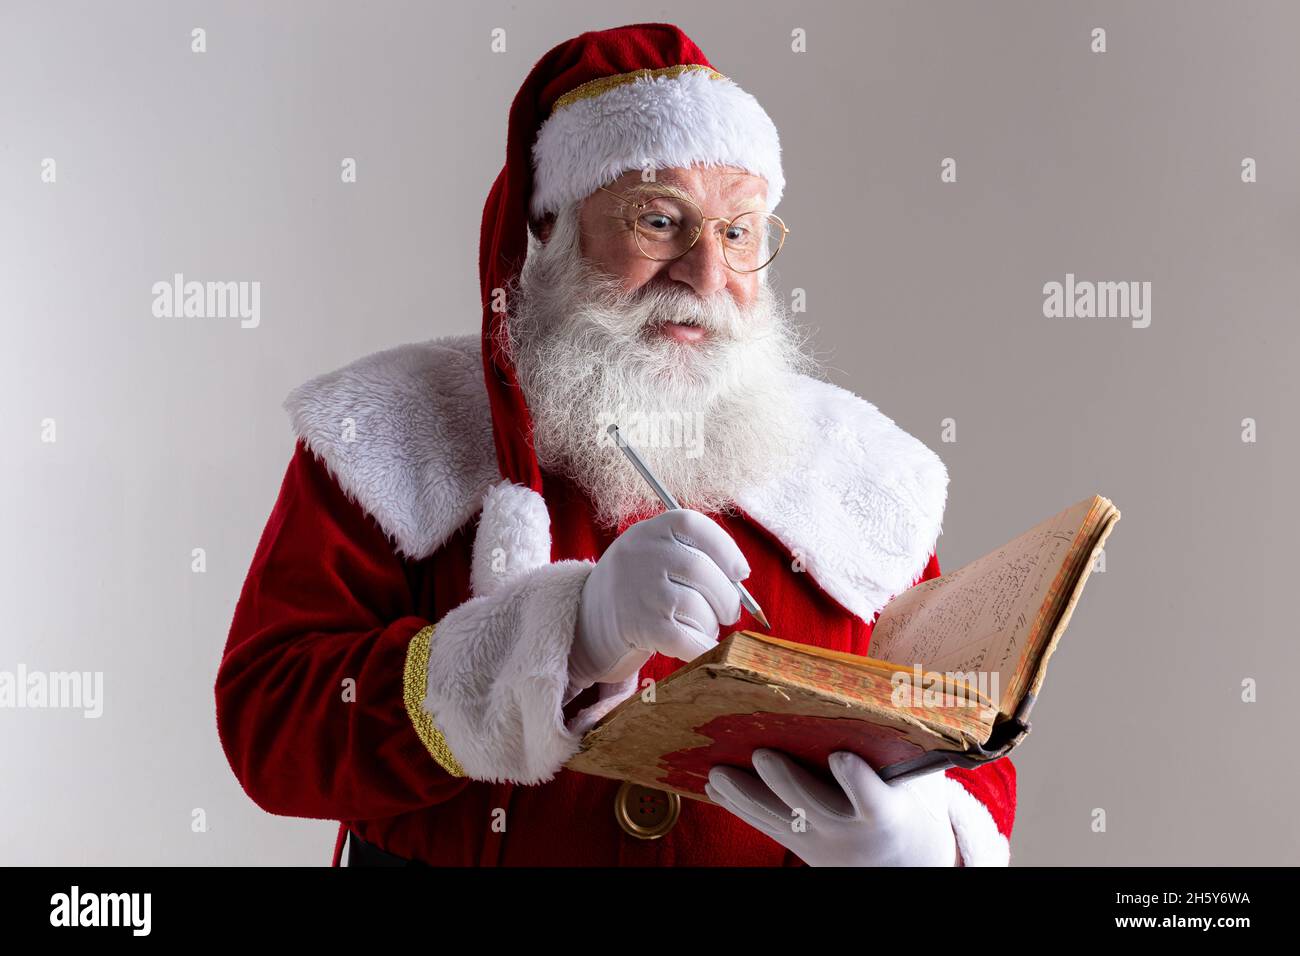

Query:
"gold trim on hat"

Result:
[[551, 64, 726, 113], [403, 623, 467, 777]]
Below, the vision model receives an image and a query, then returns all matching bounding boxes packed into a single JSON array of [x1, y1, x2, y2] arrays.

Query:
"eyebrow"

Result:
[[620, 181, 766, 215]]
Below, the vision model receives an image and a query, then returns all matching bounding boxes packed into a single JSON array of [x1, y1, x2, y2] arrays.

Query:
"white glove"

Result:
[[705, 749, 960, 866], [568, 509, 751, 691]]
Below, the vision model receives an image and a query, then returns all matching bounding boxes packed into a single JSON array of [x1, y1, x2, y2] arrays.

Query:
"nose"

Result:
[[665, 224, 730, 298]]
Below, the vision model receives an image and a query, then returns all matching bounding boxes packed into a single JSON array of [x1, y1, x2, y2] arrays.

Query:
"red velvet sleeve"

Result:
[[215, 440, 469, 821]]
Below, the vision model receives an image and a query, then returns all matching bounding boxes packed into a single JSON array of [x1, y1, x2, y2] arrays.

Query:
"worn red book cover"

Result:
[[564, 630, 996, 800]]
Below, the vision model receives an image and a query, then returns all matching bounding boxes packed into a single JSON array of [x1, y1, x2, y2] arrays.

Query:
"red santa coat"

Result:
[[215, 334, 1016, 865]]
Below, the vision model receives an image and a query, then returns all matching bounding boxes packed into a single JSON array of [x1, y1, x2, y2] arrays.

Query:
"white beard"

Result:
[[500, 200, 824, 532]]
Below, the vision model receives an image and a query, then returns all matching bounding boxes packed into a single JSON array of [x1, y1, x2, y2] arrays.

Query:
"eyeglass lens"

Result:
[[632, 196, 784, 271]]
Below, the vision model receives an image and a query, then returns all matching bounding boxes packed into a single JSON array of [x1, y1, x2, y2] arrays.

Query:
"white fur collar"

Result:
[[283, 336, 500, 561], [283, 334, 948, 623]]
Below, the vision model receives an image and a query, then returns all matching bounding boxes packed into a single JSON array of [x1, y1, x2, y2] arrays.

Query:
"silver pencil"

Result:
[[607, 423, 771, 630]]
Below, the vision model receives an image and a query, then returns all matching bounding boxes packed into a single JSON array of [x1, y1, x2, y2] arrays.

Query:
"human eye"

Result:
[[638, 211, 678, 233], [724, 222, 756, 246]]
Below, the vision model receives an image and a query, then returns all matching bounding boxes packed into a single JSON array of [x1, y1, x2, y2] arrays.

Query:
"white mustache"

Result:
[[614, 284, 751, 341]]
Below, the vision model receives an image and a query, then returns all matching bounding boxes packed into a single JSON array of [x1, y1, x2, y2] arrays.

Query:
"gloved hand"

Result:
[[569, 509, 750, 691], [705, 749, 960, 866]]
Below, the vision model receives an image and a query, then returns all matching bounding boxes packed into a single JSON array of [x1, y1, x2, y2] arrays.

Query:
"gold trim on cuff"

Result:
[[402, 624, 467, 777], [552, 64, 726, 113]]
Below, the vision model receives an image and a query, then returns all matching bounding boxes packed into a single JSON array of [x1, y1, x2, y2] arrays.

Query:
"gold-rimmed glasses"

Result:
[[597, 184, 790, 273]]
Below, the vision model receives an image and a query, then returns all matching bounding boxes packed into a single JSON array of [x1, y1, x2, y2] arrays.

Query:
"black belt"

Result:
[[346, 782, 682, 864], [345, 830, 427, 867]]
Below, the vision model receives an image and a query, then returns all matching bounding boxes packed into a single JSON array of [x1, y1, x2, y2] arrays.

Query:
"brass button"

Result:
[[614, 781, 681, 839]]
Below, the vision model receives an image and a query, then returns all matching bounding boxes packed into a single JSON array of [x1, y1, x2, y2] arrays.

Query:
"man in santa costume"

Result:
[[216, 22, 1015, 866]]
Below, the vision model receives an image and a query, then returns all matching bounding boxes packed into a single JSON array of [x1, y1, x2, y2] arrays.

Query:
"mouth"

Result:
[[651, 319, 708, 343]]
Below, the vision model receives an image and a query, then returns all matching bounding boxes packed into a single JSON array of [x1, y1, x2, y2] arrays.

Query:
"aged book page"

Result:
[[866, 497, 1100, 714]]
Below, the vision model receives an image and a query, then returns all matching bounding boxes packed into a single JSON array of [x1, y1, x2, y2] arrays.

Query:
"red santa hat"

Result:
[[479, 23, 785, 495]]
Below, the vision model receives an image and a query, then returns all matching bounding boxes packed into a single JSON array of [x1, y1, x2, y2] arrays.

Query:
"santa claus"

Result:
[[216, 22, 1016, 866]]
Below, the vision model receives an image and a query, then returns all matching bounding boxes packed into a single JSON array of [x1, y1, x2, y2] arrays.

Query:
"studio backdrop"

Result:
[[2, 0, 1297, 865]]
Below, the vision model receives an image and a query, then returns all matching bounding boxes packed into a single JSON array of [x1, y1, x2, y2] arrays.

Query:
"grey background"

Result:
[[2, 0, 1296, 865]]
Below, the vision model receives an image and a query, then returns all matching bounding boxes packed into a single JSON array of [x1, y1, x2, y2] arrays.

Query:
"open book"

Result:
[[564, 495, 1120, 799]]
